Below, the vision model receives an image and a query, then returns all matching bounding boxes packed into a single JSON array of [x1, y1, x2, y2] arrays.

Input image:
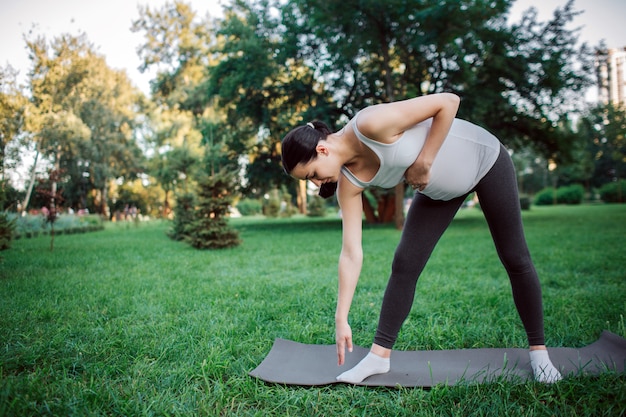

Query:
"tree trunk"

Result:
[[20, 150, 39, 215], [297, 179, 307, 215], [162, 189, 171, 218], [394, 183, 405, 230], [362, 193, 377, 223], [101, 185, 110, 219]]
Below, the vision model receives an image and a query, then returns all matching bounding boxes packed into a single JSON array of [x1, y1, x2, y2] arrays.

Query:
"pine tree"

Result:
[[185, 168, 240, 249], [168, 192, 196, 241]]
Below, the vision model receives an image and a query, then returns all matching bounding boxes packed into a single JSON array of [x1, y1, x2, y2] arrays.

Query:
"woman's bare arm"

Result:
[[335, 175, 364, 365]]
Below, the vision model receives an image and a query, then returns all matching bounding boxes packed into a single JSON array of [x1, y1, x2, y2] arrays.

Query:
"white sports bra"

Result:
[[340, 112, 501, 200]]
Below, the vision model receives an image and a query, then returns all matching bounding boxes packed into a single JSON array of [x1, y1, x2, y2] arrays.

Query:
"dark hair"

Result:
[[280, 120, 332, 174]]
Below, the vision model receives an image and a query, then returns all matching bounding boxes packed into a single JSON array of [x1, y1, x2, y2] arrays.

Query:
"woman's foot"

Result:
[[529, 349, 562, 383], [336, 351, 390, 384]]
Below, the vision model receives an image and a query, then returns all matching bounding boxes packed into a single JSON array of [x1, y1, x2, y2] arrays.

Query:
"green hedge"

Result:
[[9, 214, 104, 239], [556, 184, 585, 205], [534, 184, 584, 206], [236, 198, 263, 216], [599, 180, 626, 203]]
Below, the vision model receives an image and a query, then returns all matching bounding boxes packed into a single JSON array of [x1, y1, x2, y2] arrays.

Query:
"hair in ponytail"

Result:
[[281, 120, 337, 198], [280, 120, 332, 174]]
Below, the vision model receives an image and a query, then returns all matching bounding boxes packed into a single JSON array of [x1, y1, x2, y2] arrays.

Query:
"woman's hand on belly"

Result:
[[405, 159, 431, 191]]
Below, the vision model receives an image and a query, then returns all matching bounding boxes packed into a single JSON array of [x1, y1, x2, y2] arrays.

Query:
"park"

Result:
[[1, 0, 626, 415]]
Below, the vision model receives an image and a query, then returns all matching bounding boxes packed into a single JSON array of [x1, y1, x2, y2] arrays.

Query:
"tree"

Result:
[[0, 66, 27, 184], [21, 32, 143, 216], [577, 103, 626, 188], [0, 66, 25, 249], [136, 0, 596, 225], [134, 1, 227, 217], [460, 0, 595, 162], [184, 168, 241, 249]]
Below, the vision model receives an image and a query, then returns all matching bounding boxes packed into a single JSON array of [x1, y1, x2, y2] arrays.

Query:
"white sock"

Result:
[[529, 349, 562, 383], [336, 351, 390, 384]]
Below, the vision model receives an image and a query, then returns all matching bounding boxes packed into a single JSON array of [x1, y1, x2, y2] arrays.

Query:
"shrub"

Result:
[[307, 196, 326, 217], [534, 188, 556, 206], [168, 193, 195, 241], [184, 170, 240, 250], [556, 184, 584, 205], [519, 195, 531, 211], [236, 198, 263, 216], [263, 188, 295, 218], [8, 213, 103, 239], [599, 180, 626, 203], [263, 192, 281, 218], [0, 213, 15, 250]]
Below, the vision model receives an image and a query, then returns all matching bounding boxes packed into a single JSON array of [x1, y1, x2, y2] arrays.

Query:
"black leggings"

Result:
[[374, 145, 545, 348]]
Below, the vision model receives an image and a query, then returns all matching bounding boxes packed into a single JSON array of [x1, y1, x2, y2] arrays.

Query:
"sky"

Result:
[[1, 0, 624, 95]]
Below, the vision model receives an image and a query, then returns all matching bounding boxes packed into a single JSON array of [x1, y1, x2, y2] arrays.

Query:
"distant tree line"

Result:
[[1, 0, 624, 229]]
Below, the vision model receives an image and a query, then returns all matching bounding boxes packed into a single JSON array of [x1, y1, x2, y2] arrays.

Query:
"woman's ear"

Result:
[[315, 143, 329, 156]]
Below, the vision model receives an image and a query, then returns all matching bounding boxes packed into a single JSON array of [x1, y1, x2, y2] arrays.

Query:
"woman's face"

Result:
[[290, 145, 341, 187]]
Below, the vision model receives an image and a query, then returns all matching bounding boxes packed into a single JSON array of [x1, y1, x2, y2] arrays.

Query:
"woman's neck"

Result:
[[331, 123, 376, 173]]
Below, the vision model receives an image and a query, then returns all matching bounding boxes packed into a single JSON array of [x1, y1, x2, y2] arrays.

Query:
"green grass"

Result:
[[1, 204, 625, 416]]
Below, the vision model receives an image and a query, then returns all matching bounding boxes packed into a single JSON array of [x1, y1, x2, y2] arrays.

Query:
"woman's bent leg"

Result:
[[337, 193, 465, 384]]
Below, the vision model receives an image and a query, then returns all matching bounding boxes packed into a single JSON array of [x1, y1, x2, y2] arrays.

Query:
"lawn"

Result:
[[1, 204, 625, 416]]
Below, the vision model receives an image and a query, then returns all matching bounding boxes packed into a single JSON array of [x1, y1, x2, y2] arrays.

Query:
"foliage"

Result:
[[0, 213, 15, 251], [168, 192, 195, 241], [535, 184, 584, 205], [534, 188, 557, 206], [1, 0, 614, 224], [0, 205, 624, 415], [9, 213, 103, 239], [263, 187, 295, 218], [0, 67, 27, 182], [576, 103, 626, 188], [184, 169, 241, 249], [236, 198, 263, 216], [307, 195, 326, 217], [0, 178, 15, 250], [20, 32, 143, 216], [199, 0, 595, 221], [556, 184, 585, 205], [519, 195, 531, 211], [598, 180, 626, 203]]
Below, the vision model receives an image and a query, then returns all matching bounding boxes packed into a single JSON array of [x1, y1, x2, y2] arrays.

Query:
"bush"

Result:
[[236, 198, 263, 216], [307, 196, 326, 217], [556, 184, 585, 205], [262, 188, 295, 218], [8, 213, 103, 239], [0, 213, 16, 250], [263, 193, 281, 218], [184, 170, 240, 250], [168, 193, 195, 241], [599, 180, 626, 203], [534, 188, 556, 206], [519, 195, 531, 211]]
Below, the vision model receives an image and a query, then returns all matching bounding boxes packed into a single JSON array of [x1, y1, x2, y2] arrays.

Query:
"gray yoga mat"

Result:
[[249, 331, 626, 387]]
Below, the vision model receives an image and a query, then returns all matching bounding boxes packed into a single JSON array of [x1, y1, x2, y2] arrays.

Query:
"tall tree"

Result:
[[279, 0, 594, 222], [133, 1, 221, 206], [0, 66, 26, 184], [206, 0, 337, 210], [577, 103, 626, 187], [22, 33, 143, 216]]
